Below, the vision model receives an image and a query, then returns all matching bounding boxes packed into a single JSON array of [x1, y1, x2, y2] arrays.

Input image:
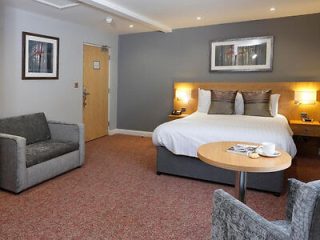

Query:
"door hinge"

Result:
[[108, 121, 110, 127], [108, 55, 111, 60]]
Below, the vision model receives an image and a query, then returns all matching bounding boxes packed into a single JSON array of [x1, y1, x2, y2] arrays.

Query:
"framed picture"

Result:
[[22, 32, 59, 79], [210, 36, 274, 72]]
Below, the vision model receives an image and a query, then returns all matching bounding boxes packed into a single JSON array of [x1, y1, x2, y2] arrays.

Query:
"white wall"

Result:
[[0, 5, 118, 130]]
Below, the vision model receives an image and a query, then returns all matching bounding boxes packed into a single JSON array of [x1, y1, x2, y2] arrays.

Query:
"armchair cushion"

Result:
[[0, 113, 51, 145], [26, 140, 79, 168], [271, 220, 291, 234]]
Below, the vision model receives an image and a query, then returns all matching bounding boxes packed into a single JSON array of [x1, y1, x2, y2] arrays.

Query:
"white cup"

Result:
[[261, 142, 276, 155]]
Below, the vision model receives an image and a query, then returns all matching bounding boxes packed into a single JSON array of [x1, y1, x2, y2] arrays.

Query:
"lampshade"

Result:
[[294, 90, 317, 104], [176, 88, 191, 103]]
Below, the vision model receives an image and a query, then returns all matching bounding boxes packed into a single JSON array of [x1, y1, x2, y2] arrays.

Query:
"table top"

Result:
[[289, 120, 320, 126], [168, 114, 189, 118], [197, 141, 292, 173]]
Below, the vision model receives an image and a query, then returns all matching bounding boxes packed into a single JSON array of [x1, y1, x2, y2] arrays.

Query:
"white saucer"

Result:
[[256, 148, 281, 158]]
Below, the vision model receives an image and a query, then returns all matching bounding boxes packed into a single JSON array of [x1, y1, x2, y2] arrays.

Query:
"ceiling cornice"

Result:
[[78, 0, 172, 32], [34, 0, 79, 9]]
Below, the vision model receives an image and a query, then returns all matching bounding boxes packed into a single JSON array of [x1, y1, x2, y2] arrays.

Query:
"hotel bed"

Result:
[[153, 112, 296, 158], [152, 81, 320, 194], [152, 112, 297, 194]]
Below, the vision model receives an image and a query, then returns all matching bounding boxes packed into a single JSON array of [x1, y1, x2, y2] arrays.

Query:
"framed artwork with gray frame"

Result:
[[210, 36, 274, 72], [22, 32, 59, 79]]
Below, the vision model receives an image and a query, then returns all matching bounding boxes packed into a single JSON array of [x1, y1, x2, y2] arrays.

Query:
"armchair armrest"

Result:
[[48, 121, 82, 143], [48, 121, 85, 165], [212, 189, 289, 240], [0, 133, 28, 193]]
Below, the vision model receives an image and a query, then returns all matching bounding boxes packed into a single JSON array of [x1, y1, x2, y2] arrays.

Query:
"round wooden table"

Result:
[[197, 141, 292, 203]]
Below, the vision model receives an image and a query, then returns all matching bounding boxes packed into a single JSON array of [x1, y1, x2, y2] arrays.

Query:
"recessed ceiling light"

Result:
[[105, 17, 113, 24], [270, 7, 276, 12], [196, 16, 202, 21], [129, 24, 134, 28]]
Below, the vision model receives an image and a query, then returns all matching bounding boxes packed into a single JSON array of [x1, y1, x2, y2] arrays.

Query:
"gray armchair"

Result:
[[212, 179, 320, 240], [0, 113, 85, 193]]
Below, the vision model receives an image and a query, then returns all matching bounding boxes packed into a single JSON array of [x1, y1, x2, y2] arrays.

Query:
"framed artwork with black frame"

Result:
[[22, 32, 59, 79], [210, 36, 274, 72]]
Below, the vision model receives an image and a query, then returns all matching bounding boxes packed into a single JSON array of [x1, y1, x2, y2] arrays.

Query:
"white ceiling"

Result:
[[2, 0, 320, 35]]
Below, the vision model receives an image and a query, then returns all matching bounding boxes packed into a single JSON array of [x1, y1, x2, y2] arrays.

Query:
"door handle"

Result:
[[83, 88, 90, 108], [83, 90, 90, 96]]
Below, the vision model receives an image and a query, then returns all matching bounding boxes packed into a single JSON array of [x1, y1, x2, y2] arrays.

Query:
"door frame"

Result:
[[82, 42, 111, 134]]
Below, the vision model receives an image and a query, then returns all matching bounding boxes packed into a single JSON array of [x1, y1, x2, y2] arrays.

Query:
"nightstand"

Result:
[[168, 114, 189, 121], [289, 120, 320, 137]]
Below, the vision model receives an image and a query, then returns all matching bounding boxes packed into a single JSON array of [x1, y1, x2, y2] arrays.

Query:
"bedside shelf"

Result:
[[289, 120, 320, 137], [168, 114, 189, 121]]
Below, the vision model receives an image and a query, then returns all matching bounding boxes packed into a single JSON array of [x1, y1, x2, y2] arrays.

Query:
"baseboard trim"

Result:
[[109, 129, 153, 137]]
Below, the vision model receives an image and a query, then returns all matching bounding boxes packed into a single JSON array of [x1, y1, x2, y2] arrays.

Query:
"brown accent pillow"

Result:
[[242, 90, 272, 117], [208, 90, 238, 115]]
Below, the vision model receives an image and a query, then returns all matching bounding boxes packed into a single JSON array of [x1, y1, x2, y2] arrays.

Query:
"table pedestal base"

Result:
[[235, 171, 247, 203]]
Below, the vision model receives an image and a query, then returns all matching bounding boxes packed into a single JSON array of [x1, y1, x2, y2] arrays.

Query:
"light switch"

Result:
[[74, 82, 79, 88]]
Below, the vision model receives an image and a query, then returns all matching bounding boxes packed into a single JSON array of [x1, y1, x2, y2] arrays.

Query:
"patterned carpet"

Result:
[[0, 135, 287, 239]]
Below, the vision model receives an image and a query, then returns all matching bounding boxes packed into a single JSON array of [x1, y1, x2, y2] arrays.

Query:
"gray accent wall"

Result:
[[118, 13, 320, 132], [0, 5, 118, 130]]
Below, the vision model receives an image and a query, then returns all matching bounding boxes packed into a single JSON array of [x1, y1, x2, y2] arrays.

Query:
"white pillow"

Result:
[[270, 94, 280, 117], [235, 93, 280, 116], [235, 92, 244, 115], [197, 88, 211, 113]]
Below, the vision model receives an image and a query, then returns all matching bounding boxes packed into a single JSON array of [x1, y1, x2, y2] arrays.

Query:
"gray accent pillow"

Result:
[[0, 112, 51, 145], [242, 90, 272, 117], [208, 90, 238, 115]]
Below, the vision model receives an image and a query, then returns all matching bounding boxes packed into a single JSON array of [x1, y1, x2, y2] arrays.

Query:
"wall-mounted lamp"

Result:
[[176, 88, 191, 104], [294, 90, 317, 105]]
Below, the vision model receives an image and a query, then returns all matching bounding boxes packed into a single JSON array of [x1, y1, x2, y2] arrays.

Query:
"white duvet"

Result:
[[152, 112, 297, 158]]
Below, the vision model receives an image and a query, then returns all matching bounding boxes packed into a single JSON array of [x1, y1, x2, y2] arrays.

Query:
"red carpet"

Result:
[[0, 135, 287, 239]]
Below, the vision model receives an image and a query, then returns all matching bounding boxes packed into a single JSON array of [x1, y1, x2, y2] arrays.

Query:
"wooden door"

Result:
[[83, 45, 109, 142]]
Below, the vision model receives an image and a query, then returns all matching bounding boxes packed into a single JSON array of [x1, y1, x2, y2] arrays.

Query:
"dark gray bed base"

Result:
[[156, 147, 284, 194]]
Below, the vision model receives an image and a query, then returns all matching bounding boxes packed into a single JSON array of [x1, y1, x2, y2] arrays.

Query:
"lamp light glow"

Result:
[[176, 88, 191, 104], [294, 90, 317, 104]]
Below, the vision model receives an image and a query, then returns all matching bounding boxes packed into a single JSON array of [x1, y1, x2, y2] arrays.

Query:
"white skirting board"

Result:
[[109, 129, 153, 137]]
